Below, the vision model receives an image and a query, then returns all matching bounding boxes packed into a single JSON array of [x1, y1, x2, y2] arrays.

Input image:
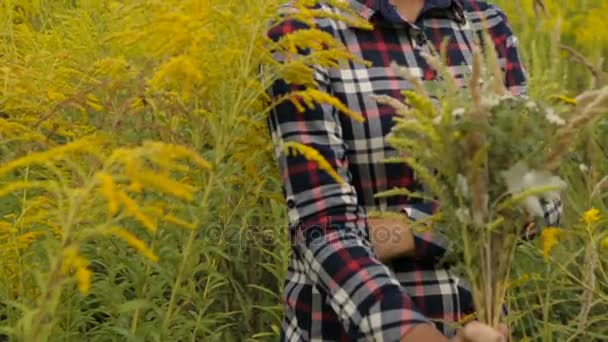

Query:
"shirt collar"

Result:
[[348, 0, 454, 22]]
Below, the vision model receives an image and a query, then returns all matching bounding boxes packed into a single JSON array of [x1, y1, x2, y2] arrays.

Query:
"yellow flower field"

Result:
[[0, 0, 607, 340]]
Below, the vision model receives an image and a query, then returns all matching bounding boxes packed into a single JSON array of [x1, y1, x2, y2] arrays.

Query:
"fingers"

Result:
[[461, 322, 507, 342], [497, 324, 509, 339]]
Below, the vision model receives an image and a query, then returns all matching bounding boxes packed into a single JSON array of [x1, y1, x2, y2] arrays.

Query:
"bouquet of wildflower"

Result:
[[373, 36, 608, 327]]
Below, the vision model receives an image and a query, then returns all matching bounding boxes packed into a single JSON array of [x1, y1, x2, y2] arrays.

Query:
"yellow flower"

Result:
[[540, 227, 561, 261], [85, 94, 104, 112], [289, 89, 365, 123], [61, 247, 92, 294], [97, 172, 119, 215], [76, 267, 92, 294], [582, 208, 601, 225], [163, 214, 196, 230], [149, 54, 203, 100], [116, 191, 158, 233], [458, 312, 477, 325], [601, 237, 608, 250], [283, 141, 344, 185], [549, 94, 577, 106], [508, 273, 531, 289], [107, 226, 159, 262]]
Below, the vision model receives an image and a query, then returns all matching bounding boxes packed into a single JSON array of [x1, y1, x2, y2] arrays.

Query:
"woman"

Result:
[[267, 0, 562, 340]]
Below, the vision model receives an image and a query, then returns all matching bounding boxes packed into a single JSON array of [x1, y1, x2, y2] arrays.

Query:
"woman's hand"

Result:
[[367, 216, 415, 262], [452, 322, 509, 342], [402, 322, 509, 342]]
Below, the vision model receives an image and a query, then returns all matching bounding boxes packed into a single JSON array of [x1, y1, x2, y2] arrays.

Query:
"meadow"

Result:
[[0, 0, 606, 341]]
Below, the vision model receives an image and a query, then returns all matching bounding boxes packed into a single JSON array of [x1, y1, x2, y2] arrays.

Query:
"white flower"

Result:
[[455, 207, 471, 224], [456, 174, 469, 198], [433, 107, 466, 124], [501, 161, 567, 217], [452, 107, 466, 118], [579, 164, 589, 173], [481, 94, 501, 108], [544, 107, 566, 126], [525, 100, 538, 110], [481, 93, 515, 109]]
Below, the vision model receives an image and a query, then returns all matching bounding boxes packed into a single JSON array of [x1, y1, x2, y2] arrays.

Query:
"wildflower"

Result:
[[579, 164, 589, 173], [76, 267, 92, 294], [289, 89, 364, 123], [107, 226, 159, 262], [452, 107, 466, 118], [283, 61, 316, 87], [525, 100, 538, 110], [86, 94, 104, 112], [116, 191, 158, 232], [15, 232, 40, 249], [129, 97, 146, 111], [149, 54, 203, 100], [93, 56, 131, 77], [550, 94, 578, 106], [46, 90, 66, 102], [97, 172, 119, 215], [403, 90, 435, 117], [601, 237, 608, 250], [501, 162, 566, 218], [163, 214, 196, 230], [544, 107, 566, 126], [61, 247, 92, 294], [0, 137, 103, 178], [455, 207, 471, 224], [456, 174, 469, 199], [283, 141, 344, 185], [582, 208, 600, 225], [141, 141, 212, 170], [458, 312, 477, 325], [540, 227, 561, 261], [508, 273, 531, 289], [132, 170, 196, 201]]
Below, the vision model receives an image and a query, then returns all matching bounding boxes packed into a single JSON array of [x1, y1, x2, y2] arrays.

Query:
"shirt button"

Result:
[[415, 32, 427, 46], [287, 199, 295, 208]]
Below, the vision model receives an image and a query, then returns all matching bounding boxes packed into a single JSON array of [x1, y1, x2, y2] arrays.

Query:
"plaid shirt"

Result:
[[267, 0, 562, 340]]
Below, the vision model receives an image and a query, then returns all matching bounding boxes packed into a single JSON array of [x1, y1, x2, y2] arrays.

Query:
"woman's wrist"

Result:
[[401, 324, 449, 342], [368, 215, 415, 262]]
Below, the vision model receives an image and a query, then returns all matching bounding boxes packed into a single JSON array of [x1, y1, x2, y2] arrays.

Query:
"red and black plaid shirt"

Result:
[[267, 0, 562, 340]]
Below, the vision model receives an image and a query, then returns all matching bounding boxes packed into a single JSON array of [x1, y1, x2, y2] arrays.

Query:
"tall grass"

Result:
[[0, 0, 606, 341], [491, 1, 608, 340], [0, 1, 294, 340]]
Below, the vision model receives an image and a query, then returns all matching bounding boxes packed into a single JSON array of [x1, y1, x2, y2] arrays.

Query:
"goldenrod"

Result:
[[0, 137, 103, 178], [107, 226, 159, 262], [283, 141, 344, 185], [116, 191, 158, 233], [550, 94, 578, 106], [61, 247, 92, 294], [149, 55, 203, 100], [582, 208, 601, 225], [601, 237, 608, 250], [163, 214, 196, 230], [541, 227, 562, 261], [131, 170, 196, 202], [290, 88, 365, 123], [97, 172, 119, 215]]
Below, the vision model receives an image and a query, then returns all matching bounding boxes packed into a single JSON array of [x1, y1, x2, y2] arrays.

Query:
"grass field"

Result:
[[0, 0, 607, 341]]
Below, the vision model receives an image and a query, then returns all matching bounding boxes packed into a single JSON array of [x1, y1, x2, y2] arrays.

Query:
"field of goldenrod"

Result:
[[0, 0, 607, 341]]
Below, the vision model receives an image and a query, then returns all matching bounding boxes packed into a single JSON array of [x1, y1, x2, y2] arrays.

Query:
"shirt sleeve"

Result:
[[267, 19, 431, 340], [486, 4, 527, 96]]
